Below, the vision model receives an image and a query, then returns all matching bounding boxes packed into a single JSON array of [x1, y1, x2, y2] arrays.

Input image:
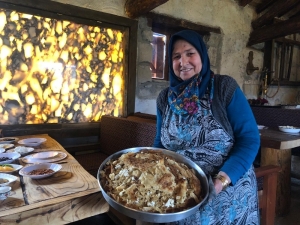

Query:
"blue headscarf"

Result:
[[168, 30, 214, 115]]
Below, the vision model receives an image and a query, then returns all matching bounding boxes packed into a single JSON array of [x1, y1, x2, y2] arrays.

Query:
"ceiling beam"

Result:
[[248, 15, 300, 46], [125, 0, 169, 19], [238, 0, 253, 7], [146, 12, 221, 35], [283, 2, 300, 18], [251, 0, 299, 29], [256, 0, 276, 14]]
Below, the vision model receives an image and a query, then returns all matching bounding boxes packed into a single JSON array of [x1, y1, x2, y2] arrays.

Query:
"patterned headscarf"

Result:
[[168, 30, 214, 115]]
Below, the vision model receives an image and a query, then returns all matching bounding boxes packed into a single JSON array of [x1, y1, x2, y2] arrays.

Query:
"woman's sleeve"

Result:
[[153, 107, 165, 148], [220, 87, 260, 184]]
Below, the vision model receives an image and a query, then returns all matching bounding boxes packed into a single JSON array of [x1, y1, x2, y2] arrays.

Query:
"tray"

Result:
[[97, 147, 209, 223]]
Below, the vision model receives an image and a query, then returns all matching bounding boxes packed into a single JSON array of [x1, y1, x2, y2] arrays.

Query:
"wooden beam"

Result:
[[284, 2, 300, 18], [248, 15, 300, 46], [238, 0, 253, 7], [146, 12, 221, 35], [256, 0, 277, 14], [252, 0, 299, 29], [125, 0, 169, 19]]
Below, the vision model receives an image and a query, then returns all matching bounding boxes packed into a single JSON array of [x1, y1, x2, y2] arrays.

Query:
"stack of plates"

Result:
[[21, 151, 67, 164]]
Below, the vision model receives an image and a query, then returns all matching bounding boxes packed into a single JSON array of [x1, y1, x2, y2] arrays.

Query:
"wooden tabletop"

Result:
[[0, 134, 109, 224], [260, 128, 300, 149]]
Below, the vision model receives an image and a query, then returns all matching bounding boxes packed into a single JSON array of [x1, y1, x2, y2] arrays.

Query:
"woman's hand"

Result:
[[213, 178, 223, 195], [213, 171, 231, 195]]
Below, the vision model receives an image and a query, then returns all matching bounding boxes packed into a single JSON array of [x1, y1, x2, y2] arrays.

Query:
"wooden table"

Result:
[[259, 129, 300, 216], [0, 134, 109, 224]]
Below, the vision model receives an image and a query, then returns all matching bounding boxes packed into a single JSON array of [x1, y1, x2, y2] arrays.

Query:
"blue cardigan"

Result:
[[154, 83, 260, 185]]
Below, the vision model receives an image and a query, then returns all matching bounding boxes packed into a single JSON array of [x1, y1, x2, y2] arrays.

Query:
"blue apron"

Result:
[[161, 94, 259, 225]]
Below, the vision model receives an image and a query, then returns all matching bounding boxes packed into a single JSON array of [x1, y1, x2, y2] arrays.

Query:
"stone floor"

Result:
[[274, 177, 300, 225]]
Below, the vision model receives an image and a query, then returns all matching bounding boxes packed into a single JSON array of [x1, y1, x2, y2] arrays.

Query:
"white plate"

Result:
[[0, 144, 14, 150], [0, 152, 21, 164], [278, 126, 300, 133], [18, 138, 47, 147], [31, 151, 58, 159], [19, 163, 62, 179], [0, 164, 23, 174], [257, 125, 266, 130], [0, 137, 19, 144], [21, 151, 67, 164], [10, 146, 35, 156], [0, 173, 18, 186]]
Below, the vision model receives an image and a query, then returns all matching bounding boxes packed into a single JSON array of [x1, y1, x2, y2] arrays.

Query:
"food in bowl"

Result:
[[0, 178, 9, 184], [0, 164, 22, 174], [13, 146, 34, 155], [100, 149, 202, 213], [0, 157, 12, 162], [0, 164, 14, 172], [0, 173, 18, 186], [19, 163, 62, 179], [0, 152, 21, 164], [28, 168, 55, 175]]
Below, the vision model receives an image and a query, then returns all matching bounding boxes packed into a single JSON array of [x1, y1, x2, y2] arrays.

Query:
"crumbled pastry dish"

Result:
[[100, 149, 202, 213]]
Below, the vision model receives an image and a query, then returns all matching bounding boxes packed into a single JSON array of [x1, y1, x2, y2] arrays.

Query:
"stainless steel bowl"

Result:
[[97, 147, 209, 223]]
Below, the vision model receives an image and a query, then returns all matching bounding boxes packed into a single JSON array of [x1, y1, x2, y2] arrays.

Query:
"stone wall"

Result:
[[53, 0, 300, 114]]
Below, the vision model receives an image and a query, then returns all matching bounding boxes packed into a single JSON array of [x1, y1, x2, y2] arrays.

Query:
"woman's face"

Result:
[[172, 39, 202, 80]]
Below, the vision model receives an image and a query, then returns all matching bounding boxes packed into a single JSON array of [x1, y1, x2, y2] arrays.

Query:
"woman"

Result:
[[154, 30, 260, 224]]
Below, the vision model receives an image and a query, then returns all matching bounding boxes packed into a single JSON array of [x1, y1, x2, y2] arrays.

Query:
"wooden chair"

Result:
[[255, 165, 280, 225]]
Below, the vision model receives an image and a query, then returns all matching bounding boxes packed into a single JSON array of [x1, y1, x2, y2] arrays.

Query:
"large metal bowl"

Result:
[[97, 147, 209, 223]]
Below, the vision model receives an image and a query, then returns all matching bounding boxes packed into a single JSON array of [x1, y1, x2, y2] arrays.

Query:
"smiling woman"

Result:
[[154, 30, 261, 225], [172, 39, 202, 81]]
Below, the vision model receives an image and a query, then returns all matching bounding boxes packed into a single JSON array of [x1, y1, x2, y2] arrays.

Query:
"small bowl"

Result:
[[0, 137, 18, 144], [12, 146, 35, 156], [18, 138, 47, 147], [0, 173, 18, 186], [0, 164, 23, 174], [19, 163, 62, 179], [0, 144, 14, 150], [257, 125, 266, 130], [0, 152, 21, 164], [0, 186, 11, 200]]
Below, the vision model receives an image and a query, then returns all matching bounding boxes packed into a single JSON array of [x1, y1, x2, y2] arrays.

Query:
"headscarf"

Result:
[[168, 30, 214, 116]]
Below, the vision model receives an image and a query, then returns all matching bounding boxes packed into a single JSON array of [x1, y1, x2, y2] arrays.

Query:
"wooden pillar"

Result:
[[260, 147, 291, 216]]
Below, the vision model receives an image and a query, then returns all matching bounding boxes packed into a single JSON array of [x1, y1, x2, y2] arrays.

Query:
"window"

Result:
[[151, 32, 167, 79]]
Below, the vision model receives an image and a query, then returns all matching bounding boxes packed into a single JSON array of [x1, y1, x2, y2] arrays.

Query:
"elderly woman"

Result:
[[154, 30, 260, 224]]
